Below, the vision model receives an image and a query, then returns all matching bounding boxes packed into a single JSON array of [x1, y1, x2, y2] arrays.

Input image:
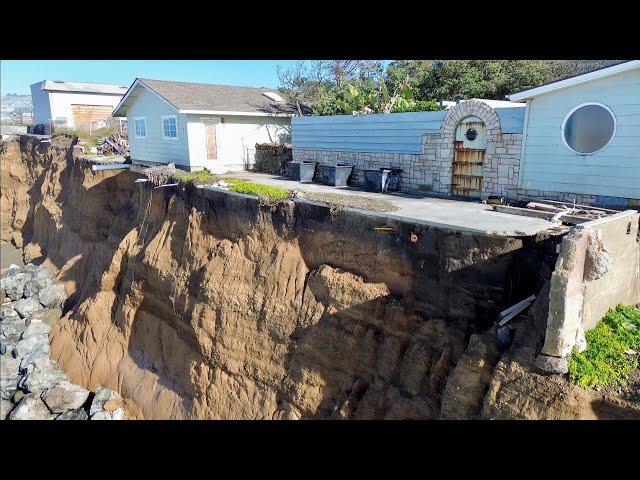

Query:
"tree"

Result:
[[276, 62, 312, 116]]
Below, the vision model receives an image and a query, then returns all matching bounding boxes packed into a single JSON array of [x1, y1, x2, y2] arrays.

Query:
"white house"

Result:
[[508, 60, 640, 206], [30, 80, 129, 133], [112, 78, 297, 173]]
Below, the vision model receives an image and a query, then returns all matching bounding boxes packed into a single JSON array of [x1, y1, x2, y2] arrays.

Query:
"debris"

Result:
[[410, 233, 418, 243], [374, 226, 395, 232], [486, 196, 504, 205], [154, 183, 179, 189], [534, 354, 569, 375], [144, 163, 177, 186], [497, 295, 535, 327], [96, 133, 129, 156]]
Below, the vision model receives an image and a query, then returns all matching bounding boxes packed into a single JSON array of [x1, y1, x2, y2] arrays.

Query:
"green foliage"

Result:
[[51, 129, 78, 138], [172, 169, 219, 185], [225, 178, 290, 201], [569, 304, 640, 389]]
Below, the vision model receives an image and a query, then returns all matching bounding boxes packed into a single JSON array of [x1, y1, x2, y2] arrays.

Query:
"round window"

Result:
[[562, 103, 615, 154]]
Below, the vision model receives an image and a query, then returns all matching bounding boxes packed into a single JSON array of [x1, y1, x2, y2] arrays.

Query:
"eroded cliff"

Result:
[[2, 136, 566, 419]]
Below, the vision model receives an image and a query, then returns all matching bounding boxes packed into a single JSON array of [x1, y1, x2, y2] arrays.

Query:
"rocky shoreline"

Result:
[[1, 263, 125, 420]]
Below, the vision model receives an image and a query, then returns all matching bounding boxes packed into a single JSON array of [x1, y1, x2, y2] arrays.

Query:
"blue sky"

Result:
[[0, 60, 308, 95]]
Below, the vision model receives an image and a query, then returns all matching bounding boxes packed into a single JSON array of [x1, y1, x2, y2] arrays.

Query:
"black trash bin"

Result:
[[363, 168, 402, 193], [287, 161, 317, 183], [318, 164, 354, 187]]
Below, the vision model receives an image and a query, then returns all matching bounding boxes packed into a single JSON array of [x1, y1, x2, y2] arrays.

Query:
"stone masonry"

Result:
[[293, 100, 523, 199]]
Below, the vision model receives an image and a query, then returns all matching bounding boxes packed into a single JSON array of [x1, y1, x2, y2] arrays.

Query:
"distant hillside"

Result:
[[1, 94, 32, 121]]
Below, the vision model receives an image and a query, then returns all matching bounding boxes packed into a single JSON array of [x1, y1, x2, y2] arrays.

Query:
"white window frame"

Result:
[[560, 101, 616, 155], [161, 115, 178, 140], [133, 117, 147, 138]]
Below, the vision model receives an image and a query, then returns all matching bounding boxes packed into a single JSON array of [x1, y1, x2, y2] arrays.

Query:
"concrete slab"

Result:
[[219, 172, 555, 237]]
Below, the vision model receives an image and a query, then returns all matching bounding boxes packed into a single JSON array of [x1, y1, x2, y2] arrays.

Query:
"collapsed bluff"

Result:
[[1, 135, 636, 419]]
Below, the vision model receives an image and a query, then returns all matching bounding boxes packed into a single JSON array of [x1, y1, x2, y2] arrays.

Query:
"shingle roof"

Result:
[[138, 78, 304, 115]]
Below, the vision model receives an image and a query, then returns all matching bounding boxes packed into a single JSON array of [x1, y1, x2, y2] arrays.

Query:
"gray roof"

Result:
[[138, 78, 303, 115]]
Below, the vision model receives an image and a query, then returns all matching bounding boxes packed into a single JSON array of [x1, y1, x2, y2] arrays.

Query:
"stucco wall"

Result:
[[520, 68, 640, 200]]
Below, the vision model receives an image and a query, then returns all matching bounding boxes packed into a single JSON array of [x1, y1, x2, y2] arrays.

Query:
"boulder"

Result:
[[21, 319, 51, 339], [0, 304, 20, 321], [17, 362, 67, 394], [19, 347, 53, 374], [41, 381, 90, 413], [9, 394, 56, 420], [90, 387, 122, 416], [12, 333, 50, 360], [1, 398, 14, 419], [1, 315, 26, 338], [22, 280, 41, 298], [1, 272, 32, 301], [38, 284, 67, 309], [90, 410, 112, 420], [56, 408, 89, 421], [32, 267, 53, 289], [28, 308, 62, 327], [0, 355, 21, 400], [13, 296, 43, 318]]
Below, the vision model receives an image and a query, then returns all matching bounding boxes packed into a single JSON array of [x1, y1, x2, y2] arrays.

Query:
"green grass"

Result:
[[172, 170, 219, 185], [569, 304, 640, 389], [225, 178, 290, 201], [51, 129, 78, 138]]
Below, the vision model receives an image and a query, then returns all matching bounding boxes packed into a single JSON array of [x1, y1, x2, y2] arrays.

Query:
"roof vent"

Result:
[[262, 91, 284, 102]]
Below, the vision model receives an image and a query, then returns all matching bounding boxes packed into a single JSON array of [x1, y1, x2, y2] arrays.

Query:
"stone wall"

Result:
[[293, 100, 523, 199], [253, 143, 292, 175]]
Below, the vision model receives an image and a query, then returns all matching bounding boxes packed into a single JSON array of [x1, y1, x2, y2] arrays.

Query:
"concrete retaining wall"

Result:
[[541, 210, 640, 359]]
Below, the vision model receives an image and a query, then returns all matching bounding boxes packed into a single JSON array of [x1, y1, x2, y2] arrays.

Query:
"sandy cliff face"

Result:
[[2, 136, 575, 419]]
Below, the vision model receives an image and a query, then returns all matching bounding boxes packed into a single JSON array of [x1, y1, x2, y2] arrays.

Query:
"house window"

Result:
[[162, 116, 178, 139], [134, 118, 147, 138], [562, 102, 615, 154]]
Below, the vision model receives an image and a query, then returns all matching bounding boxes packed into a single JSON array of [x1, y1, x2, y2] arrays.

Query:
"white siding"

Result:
[[520, 68, 640, 199], [126, 88, 190, 166], [186, 114, 290, 173]]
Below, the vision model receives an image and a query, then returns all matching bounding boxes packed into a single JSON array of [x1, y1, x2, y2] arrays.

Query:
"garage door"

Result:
[[71, 105, 114, 130]]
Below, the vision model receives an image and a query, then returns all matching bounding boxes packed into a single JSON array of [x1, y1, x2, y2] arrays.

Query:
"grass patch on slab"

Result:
[[225, 178, 291, 201], [172, 169, 219, 185], [569, 304, 640, 389]]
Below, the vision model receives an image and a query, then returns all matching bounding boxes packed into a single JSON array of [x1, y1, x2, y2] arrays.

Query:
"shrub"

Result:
[[569, 304, 640, 389], [51, 129, 78, 138]]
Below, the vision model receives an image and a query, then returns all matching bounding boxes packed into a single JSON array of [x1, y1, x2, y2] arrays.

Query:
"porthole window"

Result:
[[562, 102, 616, 154]]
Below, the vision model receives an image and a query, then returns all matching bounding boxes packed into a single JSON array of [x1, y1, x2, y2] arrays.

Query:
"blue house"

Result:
[[508, 60, 640, 207]]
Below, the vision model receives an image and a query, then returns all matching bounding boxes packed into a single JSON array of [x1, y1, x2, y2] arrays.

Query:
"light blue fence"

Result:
[[291, 108, 524, 154]]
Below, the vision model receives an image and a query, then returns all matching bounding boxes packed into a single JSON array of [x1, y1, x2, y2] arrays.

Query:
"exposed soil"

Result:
[[3, 135, 638, 420], [295, 191, 399, 214]]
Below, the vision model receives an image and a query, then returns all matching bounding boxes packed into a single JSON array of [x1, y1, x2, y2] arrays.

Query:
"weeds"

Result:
[[569, 304, 640, 389], [224, 178, 290, 201], [172, 169, 219, 185]]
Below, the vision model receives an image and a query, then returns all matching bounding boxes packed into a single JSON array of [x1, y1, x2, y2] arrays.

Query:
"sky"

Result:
[[0, 60, 307, 96]]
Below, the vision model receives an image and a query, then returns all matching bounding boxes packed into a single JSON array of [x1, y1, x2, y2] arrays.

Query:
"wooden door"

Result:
[[451, 116, 486, 198], [203, 118, 220, 160]]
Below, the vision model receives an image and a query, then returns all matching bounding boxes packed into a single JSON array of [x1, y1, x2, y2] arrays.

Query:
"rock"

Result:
[[56, 408, 89, 420], [574, 323, 587, 353], [12, 390, 25, 404], [19, 347, 53, 374], [21, 319, 51, 339], [0, 355, 21, 400], [89, 387, 122, 416], [41, 381, 90, 413], [9, 394, 56, 420], [28, 308, 62, 327], [32, 267, 53, 288], [37, 284, 66, 309], [1, 398, 14, 419], [91, 410, 112, 420], [1, 272, 32, 301], [12, 334, 50, 360], [534, 354, 569, 375], [0, 304, 20, 321], [13, 296, 43, 318], [23, 280, 41, 298], [0, 315, 26, 339], [17, 362, 67, 394], [111, 408, 124, 420]]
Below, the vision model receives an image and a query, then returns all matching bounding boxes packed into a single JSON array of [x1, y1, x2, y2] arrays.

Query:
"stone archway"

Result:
[[439, 100, 502, 198]]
